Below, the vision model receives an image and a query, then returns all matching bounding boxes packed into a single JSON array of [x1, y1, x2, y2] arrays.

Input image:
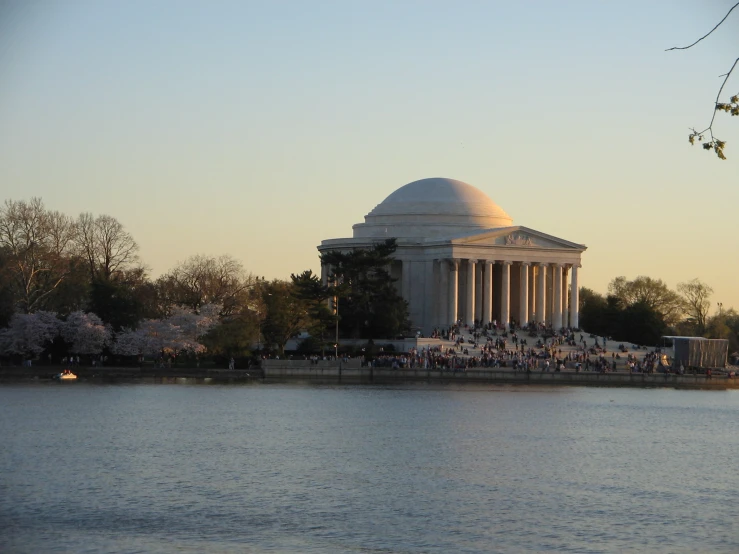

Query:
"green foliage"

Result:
[[296, 335, 323, 355], [0, 251, 16, 328], [88, 277, 142, 331], [608, 275, 683, 326], [320, 238, 410, 340], [620, 301, 668, 346], [201, 314, 256, 357], [261, 280, 313, 355], [579, 288, 609, 336], [579, 288, 668, 345], [290, 269, 334, 352]]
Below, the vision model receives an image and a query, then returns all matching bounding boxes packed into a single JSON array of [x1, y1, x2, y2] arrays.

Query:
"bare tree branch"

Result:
[[668, 3, 739, 159], [666, 1, 739, 51]]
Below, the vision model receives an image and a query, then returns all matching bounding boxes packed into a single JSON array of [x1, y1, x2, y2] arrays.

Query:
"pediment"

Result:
[[443, 226, 586, 251]]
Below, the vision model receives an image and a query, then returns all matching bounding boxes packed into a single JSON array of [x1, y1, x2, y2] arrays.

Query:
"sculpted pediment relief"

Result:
[[443, 226, 586, 251], [504, 233, 533, 246]]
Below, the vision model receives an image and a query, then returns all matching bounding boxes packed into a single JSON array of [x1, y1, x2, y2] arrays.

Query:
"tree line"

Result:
[[0, 198, 410, 364], [0, 197, 734, 365], [579, 276, 738, 351]]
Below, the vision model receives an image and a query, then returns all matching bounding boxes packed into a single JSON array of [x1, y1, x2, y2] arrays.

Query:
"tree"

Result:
[[677, 278, 713, 335], [619, 301, 668, 346], [0, 198, 78, 313], [39, 259, 90, 318], [156, 254, 255, 316], [61, 311, 112, 357], [88, 275, 146, 331], [608, 276, 683, 326], [75, 213, 139, 281], [578, 285, 669, 345], [0, 248, 17, 327], [668, 2, 739, 159], [110, 326, 148, 357], [320, 239, 410, 340], [201, 314, 257, 359], [578, 287, 608, 336], [167, 303, 221, 344], [290, 269, 334, 353], [0, 311, 60, 358], [124, 305, 220, 362], [260, 280, 313, 355], [705, 307, 738, 351]]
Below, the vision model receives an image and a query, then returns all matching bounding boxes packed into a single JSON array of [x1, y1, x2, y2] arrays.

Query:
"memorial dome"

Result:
[[352, 177, 513, 239]]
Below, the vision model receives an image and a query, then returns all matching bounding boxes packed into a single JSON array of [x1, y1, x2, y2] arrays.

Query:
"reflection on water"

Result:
[[1, 383, 738, 553]]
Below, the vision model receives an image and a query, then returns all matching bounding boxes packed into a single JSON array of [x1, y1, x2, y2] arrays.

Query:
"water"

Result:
[[1, 382, 738, 553]]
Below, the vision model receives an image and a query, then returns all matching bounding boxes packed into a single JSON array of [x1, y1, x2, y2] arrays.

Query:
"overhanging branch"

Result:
[[666, 1, 739, 51]]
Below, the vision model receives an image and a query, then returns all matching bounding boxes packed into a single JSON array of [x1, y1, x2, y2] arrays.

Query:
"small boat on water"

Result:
[[56, 370, 77, 381]]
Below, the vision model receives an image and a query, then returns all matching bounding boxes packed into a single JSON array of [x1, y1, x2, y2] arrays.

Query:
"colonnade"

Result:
[[320, 257, 582, 334], [435, 259, 579, 330]]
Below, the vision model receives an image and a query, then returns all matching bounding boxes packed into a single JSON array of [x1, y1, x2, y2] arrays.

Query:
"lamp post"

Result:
[[334, 294, 339, 359]]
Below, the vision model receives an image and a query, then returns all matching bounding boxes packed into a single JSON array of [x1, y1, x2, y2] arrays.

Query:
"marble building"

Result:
[[318, 177, 586, 334]]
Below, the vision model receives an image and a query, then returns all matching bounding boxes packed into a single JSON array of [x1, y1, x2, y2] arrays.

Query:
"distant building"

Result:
[[661, 336, 729, 368], [318, 178, 586, 334]]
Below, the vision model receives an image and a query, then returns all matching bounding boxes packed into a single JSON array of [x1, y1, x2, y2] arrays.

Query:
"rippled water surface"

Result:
[[1, 383, 738, 553]]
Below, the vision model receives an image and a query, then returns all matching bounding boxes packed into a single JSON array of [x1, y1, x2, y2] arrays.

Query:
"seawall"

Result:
[[262, 360, 739, 389]]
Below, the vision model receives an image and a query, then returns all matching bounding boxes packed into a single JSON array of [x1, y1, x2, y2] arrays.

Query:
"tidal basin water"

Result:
[[1, 383, 738, 553]]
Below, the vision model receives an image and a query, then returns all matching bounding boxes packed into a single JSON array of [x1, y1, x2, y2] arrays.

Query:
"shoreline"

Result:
[[261, 362, 739, 390], [2, 364, 737, 389]]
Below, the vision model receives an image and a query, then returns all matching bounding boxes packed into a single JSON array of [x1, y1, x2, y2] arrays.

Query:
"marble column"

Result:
[[552, 263, 563, 329], [570, 265, 579, 329], [475, 262, 483, 324], [423, 259, 434, 333], [466, 259, 477, 327], [448, 259, 459, 326], [536, 262, 546, 324], [562, 265, 570, 327], [500, 261, 511, 329], [439, 260, 449, 328], [528, 264, 535, 322], [483, 260, 493, 325], [519, 262, 530, 326]]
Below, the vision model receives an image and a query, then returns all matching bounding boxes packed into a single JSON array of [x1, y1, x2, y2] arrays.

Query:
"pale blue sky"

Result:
[[1, 1, 737, 311]]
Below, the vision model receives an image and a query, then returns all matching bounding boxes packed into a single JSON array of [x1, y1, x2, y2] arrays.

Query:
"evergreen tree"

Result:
[[320, 239, 410, 340], [290, 270, 333, 354]]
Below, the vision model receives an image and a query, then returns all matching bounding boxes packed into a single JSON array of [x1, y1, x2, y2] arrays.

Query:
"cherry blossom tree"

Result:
[[61, 311, 112, 356], [113, 304, 221, 362], [167, 303, 220, 342], [0, 310, 60, 358], [110, 327, 148, 357]]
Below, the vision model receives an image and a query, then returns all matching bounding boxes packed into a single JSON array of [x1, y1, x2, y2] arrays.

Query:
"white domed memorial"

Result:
[[318, 178, 586, 334]]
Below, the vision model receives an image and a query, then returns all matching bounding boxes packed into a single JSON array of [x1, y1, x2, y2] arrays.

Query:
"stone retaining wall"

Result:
[[262, 362, 739, 389]]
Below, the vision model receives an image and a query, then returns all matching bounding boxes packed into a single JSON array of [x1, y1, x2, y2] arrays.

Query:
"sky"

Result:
[[1, 0, 738, 312]]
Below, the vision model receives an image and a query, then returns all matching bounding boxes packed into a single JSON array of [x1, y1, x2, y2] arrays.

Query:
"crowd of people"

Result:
[[356, 320, 718, 375], [287, 320, 734, 377], [365, 321, 625, 373]]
